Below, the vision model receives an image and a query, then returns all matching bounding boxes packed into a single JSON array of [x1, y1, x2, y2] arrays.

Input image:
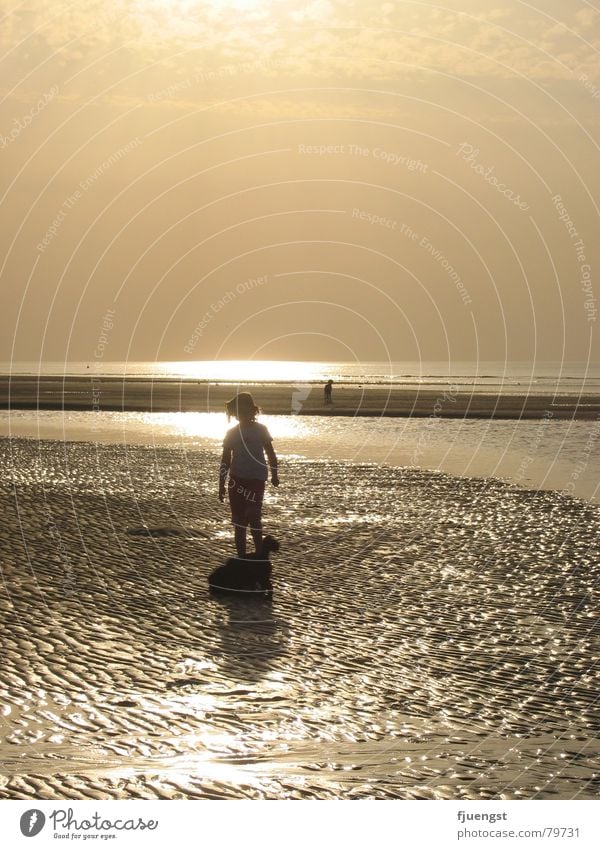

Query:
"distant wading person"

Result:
[[324, 379, 333, 404], [219, 392, 279, 557]]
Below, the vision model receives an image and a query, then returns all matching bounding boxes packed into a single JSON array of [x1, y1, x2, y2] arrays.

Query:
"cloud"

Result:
[[1, 0, 599, 122], [0, 1, 595, 77], [574, 7, 600, 29]]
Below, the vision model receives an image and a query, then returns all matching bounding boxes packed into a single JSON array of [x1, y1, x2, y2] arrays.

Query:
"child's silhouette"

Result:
[[218, 392, 279, 557]]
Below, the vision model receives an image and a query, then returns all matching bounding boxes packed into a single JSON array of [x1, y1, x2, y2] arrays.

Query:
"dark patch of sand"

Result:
[[2, 376, 599, 418]]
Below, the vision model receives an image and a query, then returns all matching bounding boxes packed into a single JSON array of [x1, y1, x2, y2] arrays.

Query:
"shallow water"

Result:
[[0, 439, 598, 799], [2, 410, 599, 502]]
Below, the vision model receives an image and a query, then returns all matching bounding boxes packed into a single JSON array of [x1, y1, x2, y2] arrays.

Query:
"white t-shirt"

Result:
[[223, 422, 272, 481]]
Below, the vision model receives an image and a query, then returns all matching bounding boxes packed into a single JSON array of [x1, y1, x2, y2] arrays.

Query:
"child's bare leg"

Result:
[[250, 524, 262, 554], [247, 507, 262, 554], [234, 523, 247, 557]]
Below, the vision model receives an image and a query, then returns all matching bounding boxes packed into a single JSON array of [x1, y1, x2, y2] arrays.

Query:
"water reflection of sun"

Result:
[[144, 412, 307, 442], [154, 360, 331, 384]]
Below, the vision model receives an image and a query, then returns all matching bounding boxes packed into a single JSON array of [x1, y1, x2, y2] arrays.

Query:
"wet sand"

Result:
[[0, 438, 598, 800], [2, 376, 600, 418]]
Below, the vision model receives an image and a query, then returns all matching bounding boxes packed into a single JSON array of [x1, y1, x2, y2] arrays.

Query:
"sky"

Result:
[[0, 0, 599, 365]]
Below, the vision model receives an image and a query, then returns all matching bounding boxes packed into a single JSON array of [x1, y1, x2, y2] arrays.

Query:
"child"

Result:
[[218, 392, 279, 557]]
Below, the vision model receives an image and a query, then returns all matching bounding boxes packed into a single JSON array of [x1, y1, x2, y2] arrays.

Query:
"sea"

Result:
[[2, 359, 600, 393], [1, 360, 599, 502]]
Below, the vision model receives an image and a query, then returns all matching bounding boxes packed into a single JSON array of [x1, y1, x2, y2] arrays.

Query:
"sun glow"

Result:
[[146, 411, 307, 441], [123, 0, 268, 47], [155, 361, 332, 383], [133, 0, 264, 22]]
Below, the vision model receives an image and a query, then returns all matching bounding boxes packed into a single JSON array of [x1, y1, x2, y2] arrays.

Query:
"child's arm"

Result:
[[265, 442, 279, 487], [219, 447, 231, 501]]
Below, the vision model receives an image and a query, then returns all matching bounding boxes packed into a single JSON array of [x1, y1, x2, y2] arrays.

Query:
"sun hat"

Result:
[[225, 392, 260, 421]]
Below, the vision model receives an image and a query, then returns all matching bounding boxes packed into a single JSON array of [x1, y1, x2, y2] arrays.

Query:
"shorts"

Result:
[[228, 477, 265, 527]]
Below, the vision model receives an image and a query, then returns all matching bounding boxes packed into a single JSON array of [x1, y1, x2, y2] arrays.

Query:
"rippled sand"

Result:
[[0, 438, 598, 800]]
